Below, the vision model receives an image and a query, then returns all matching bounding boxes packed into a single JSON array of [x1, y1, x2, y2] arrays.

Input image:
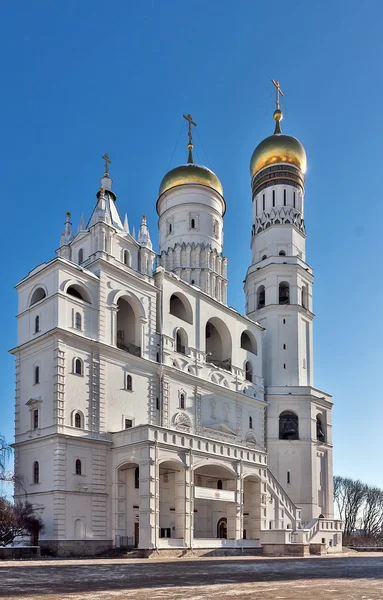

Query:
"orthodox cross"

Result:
[[183, 113, 197, 146], [271, 79, 284, 110], [102, 153, 111, 175]]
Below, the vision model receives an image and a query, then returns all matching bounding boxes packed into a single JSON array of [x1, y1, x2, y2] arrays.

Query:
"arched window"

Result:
[[75, 312, 82, 330], [261, 255, 267, 261], [75, 459, 82, 475], [34, 366, 40, 385], [176, 328, 187, 354], [33, 461, 39, 484], [279, 412, 299, 440], [66, 285, 90, 303], [78, 248, 84, 264], [74, 412, 82, 428], [279, 250, 286, 256], [257, 285, 265, 309], [301, 286, 308, 309], [316, 415, 325, 442], [169, 293, 193, 324], [35, 315, 40, 333], [245, 361, 253, 382], [179, 393, 185, 409], [279, 282, 290, 305], [241, 331, 257, 354], [134, 466, 139, 489], [74, 358, 83, 376], [205, 318, 232, 371], [249, 416, 253, 429], [217, 479, 223, 490], [30, 287, 46, 306], [123, 249, 131, 266], [126, 374, 133, 391], [116, 297, 141, 356]]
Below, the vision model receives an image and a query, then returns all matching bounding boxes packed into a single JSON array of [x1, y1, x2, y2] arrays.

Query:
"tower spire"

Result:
[[271, 79, 284, 134], [183, 113, 197, 163]]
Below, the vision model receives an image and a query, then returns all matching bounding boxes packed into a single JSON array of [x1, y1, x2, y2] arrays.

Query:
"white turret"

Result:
[[157, 116, 228, 302]]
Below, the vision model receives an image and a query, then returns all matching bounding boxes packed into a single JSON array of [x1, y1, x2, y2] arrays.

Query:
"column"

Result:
[[138, 447, 157, 549], [248, 480, 262, 540], [174, 469, 185, 542]]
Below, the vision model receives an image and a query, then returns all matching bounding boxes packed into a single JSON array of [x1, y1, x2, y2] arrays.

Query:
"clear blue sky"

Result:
[[1, 0, 382, 487]]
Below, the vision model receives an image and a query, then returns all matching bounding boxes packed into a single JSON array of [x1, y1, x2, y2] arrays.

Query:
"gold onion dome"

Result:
[[158, 162, 223, 198], [250, 108, 307, 178]]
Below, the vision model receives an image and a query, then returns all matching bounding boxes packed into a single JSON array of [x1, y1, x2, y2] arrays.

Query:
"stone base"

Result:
[[309, 543, 327, 555], [262, 543, 310, 557], [0, 546, 41, 560], [39, 540, 113, 557], [145, 547, 264, 559]]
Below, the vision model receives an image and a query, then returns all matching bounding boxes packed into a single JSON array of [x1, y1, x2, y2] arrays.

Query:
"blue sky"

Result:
[[1, 0, 382, 487]]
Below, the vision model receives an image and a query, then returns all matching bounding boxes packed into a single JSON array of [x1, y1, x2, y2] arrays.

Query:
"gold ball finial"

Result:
[[273, 109, 283, 123]]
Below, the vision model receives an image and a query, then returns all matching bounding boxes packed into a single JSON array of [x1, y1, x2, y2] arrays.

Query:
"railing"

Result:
[[206, 356, 232, 372], [117, 340, 141, 357]]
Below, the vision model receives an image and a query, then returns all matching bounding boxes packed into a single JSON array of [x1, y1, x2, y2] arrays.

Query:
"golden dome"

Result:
[[250, 109, 307, 178], [158, 163, 223, 198]]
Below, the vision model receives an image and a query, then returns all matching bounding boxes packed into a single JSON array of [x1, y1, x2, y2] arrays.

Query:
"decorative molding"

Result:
[[253, 207, 305, 236]]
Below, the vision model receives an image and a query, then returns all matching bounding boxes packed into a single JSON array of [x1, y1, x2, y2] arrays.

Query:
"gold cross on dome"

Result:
[[272, 79, 284, 110], [102, 153, 111, 175], [183, 113, 197, 146]]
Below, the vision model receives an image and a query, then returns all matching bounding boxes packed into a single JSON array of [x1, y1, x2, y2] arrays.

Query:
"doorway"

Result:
[[217, 517, 227, 539]]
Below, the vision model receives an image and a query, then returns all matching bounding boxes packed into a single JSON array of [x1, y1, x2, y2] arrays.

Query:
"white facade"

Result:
[[11, 113, 342, 556]]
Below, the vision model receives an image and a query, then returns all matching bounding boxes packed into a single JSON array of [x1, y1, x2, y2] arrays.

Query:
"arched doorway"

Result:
[[115, 462, 140, 549], [217, 517, 227, 539], [159, 461, 186, 544]]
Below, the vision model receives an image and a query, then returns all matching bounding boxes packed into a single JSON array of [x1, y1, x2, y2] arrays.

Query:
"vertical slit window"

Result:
[[262, 194, 265, 211], [272, 190, 275, 206], [283, 189, 286, 206]]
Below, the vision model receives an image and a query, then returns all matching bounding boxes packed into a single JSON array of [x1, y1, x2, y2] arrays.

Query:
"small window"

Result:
[[245, 361, 253, 382], [35, 315, 40, 333], [180, 393, 185, 410], [283, 189, 286, 206], [168, 222, 172, 234], [135, 466, 139, 489], [156, 397, 160, 410], [75, 358, 83, 376], [78, 248, 84, 264], [33, 409, 39, 430], [279, 250, 286, 256], [74, 412, 82, 428], [217, 479, 223, 490], [125, 418, 133, 429], [30, 287, 46, 306], [293, 192, 296, 208], [126, 374, 133, 391], [33, 461, 39, 484], [191, 279, 195, 285], [279, 282, 290, 305], [123, 249, 131, 266], [283, 318, 286, 324], [287, 471, 291, 484], [249, 416, 253, 429], [191, 218, 195, 229], [261, 255, 267, 261], [34, 366, 40, 385], [262, 194, 265, 211], [283, 343, 286, 350], [75, 312, 82, 330], [272, 190, 275, 206], [283, 363, 286, 369], [257, 285, 265, 309], [75, 459, 82, 475]]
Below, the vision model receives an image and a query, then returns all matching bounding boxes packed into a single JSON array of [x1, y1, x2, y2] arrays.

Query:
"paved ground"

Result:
[[0, 553, 383, 599]]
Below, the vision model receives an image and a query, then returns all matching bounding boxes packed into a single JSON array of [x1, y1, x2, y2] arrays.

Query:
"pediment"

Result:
[[205, 422, 237, 436]]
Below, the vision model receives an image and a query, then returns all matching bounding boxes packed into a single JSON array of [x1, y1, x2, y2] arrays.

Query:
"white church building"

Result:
[[11, 90, 342, 556]]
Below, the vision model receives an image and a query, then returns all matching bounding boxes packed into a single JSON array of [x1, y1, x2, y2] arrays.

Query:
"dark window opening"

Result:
[[156, 397, 160, 410], [287, 471, 291, 484], [245, 361, 253, 382], [34, 366, 40, 385], [33, 461, 39, 484], [279, 412, 299, 440], [180, 393, 185, 409], [33, 409, 39, 430], [283, 189, 286, 206], [217, 479, 223, 490], [317, 415, 325, 443], [35, 316, 40, 333], [67, 286, 89, 302], [293, 192, 296, 208], [135, 466, 139, 489], [74, 412, 82, 428], [125, 419, 133, 429], [272, 190, 275, 206], [283, 343, 286, 350], [75, 358, 82, 375], [78, 248, 84, 264], [75, 459, 82, 475], [257, 285, 265, 309], [30, 288, 46, 306], [249, 416, 253, 429], [126, 374, 133, 391], [191, 218, 195, 229], [279, 282, 290, 305], [279, 250, 286, 256], [75, 312, 82, 330], [262, 194, 265, 211]]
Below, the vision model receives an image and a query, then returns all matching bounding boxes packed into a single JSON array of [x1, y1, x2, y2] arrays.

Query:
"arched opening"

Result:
[[75, 459, 82, 475], [179, 393, 185, 409], [116, 297, 141, 357], [126, 374, 133, 391], [316, 414, 325, 442], [169, 293, 193, 324], [158, 460, 186, 542], [279, 282, 290, 305], [176, 328, 188, 355], [279, 411, 299, 440], [33, 461, 39, 484], [34, 315, 40, 333], [78, 248, 84, 264], [302, 285, 308, 309], [75, 312, 82, 330], [241, 331, 257, 354], [279, 250, 286, 256], [257, 285, 265, 309], [74, 518, 85, 539], [261, 255, 267, 260], [34, 366, 40, 385], [74, 412, 82, 428], [217, 518, 227, 539], [205, 318, 232, 371], [74, 358, 83, 375], [217, 479, 223, 490], [66, 285, 91, 303], [243, 474, 262, 541], [245, 361, 253, 382], [30, 287, 46, 306], [123, 249, 131, 267], [116, 462, 141, 548]]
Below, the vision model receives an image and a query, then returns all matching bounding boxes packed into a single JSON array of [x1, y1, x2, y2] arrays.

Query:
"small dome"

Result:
[[250, 109, 307, 178], [158, 163, 223, 198]]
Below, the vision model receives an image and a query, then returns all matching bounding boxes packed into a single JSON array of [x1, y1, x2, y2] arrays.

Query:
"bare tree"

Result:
[[333, 476, 367, 536], [0, 498, 44, 546], [361, 486, 383, 536]]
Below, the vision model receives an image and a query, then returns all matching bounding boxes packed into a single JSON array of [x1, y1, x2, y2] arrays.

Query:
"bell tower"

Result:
[[244, 82, 334, 523]]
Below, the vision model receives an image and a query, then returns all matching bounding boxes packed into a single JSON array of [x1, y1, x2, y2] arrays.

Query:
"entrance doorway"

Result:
[[134, 522, 139, 548], [217, 517, 227, 539]]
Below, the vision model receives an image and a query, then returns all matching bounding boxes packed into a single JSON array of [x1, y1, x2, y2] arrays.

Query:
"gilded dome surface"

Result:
[[158, 163, 223, 198], [250, 133, 307, 178]]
